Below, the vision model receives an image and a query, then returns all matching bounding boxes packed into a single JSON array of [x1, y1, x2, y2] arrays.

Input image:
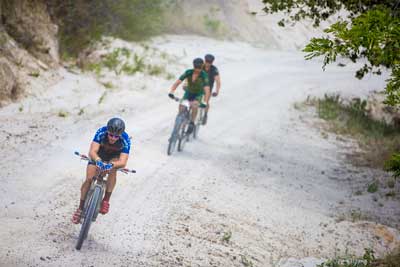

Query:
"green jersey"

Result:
[[179, 69, 209, 94]]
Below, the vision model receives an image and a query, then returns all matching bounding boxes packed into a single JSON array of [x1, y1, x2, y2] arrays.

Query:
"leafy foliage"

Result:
[[46, 0, 166, 56], [262, 1, 400, 106], [385, 152, 400, 179], [262, 1, 398, 27], [318, 249, 375, 267]]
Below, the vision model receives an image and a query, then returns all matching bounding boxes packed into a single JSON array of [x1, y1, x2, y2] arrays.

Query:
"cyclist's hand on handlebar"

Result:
[[103, 163, 114, 173], [168, 93, 175, 99], [96, 160, 105, 169]]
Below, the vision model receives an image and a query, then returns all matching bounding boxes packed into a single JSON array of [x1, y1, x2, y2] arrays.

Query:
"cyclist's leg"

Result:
[[80, 164, 97, 207], [105, 168, 117, 199], [190, 93, 203, 122], [190, 100, 199, 122], [100, 157, 118, 214], [179, 90, 190, 113]]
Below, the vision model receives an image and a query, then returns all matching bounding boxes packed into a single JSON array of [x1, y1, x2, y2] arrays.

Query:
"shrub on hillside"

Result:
[[47, 0, 166, 57]]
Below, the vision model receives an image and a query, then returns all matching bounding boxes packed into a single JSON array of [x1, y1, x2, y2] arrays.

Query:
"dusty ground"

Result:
[[0, 35, 399, 267]]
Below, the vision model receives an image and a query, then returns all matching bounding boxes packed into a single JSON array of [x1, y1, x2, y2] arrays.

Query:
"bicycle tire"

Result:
[[193, 108, 204, 139], [168, 113, 185, 155], [177, 122, 187, 152], [76, 186, 101, 250], [167, 137, 177, 155], [193, 123, 200, 139]]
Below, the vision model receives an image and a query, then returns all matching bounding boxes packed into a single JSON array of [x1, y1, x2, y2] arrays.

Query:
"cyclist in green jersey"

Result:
[[168, 58, 211, 134]]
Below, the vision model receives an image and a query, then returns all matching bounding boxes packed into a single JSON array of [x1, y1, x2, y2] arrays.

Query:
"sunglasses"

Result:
[[108, 132, 120, 139]]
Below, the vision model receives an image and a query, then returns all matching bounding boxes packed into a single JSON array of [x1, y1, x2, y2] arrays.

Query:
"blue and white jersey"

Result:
[[93, 126, 131, 155]]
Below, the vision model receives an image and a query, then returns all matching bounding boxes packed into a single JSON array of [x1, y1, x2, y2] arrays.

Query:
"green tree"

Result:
[[46, 0, 166, 56], [262, 0, 400, 106]]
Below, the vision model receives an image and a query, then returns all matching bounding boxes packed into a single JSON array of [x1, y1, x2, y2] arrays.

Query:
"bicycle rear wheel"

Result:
[[193, 123, 200, 139], [76, 186, 101, 250], [193, 108, 204, 139]]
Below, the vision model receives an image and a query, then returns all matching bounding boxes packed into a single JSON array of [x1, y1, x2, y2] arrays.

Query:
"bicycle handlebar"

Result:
[[74, 151, 136, 174], [170, 96, 207, 108]]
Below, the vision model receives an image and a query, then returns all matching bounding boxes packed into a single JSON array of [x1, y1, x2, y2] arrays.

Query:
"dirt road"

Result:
[[0, 36, 398, 267]]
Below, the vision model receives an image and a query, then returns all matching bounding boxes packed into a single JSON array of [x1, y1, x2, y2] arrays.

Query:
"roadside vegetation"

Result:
[[300, 94, 400, 170], [318, 247, 400, 267], [295, 94, 400, 265], [82, 46, 176, 80], [46, 0, 170, 57]]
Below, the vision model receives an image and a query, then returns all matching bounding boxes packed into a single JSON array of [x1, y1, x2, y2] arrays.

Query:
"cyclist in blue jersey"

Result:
[[72, 118, 131, 224]]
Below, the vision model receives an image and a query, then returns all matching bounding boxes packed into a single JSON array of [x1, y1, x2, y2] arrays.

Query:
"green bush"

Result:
[[385, 153, 400, 179], [318, 249, 375, 267], [48, 0, 167, 56], [367, 182, 378, 193]]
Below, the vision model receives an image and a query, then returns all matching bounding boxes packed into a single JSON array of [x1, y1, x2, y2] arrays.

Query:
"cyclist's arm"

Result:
[[215, 75, 221, 94], [169, 79, 182, 94], [204, 85, 211, 103], [111, 153, 129, 169], [88, 141, 101, 162]]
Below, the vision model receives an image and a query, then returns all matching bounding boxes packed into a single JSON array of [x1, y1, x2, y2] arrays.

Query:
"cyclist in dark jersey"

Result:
[[202, 54, 221, 125], [168, 58, 211, 134], [72, 118, 131, 224]]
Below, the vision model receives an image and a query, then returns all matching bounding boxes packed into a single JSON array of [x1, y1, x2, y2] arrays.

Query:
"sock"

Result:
[[103, 191, 112, 202]]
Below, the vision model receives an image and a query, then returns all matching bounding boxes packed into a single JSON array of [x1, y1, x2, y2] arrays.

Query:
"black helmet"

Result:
[[205, 54, 215, 63], [107, 117, 125, 135], [193, 58, 204, 69]]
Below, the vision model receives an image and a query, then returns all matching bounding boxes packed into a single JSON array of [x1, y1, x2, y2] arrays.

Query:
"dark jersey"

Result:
[[179, 69, 209, 94], [93, 126, 131, 161], [204, 65, 219, 90]]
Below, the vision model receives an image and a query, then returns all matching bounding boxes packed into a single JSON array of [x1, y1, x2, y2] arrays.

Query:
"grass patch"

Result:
[[221, 231, 232, 243], [58, 110, 69, 118], [28, 71, 40, 77], [147, 64, 165, 76], [318, 249, 375, 267], [385, 191, 396, 197], [367, 181, 379, 193], [98, 92, 107, 104], [307, 94, 400, 169], [84, 46, 175, 80], [319, 248, 400, 267], [240, 255, 254, 267], [204, 15, 221, 34], [101, 81, 114, 89]]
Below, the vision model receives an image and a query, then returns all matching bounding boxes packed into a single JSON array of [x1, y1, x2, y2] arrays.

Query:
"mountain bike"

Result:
[[167, 97, 206, 155], [74, 151, 136, 250]]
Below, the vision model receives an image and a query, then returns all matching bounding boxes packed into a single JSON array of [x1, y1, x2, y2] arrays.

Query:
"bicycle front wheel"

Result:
[[177, 123, 188, 152], [167, 136, 177, 155], [76, 186, 101, 250], [168, 112, 186, 155]]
